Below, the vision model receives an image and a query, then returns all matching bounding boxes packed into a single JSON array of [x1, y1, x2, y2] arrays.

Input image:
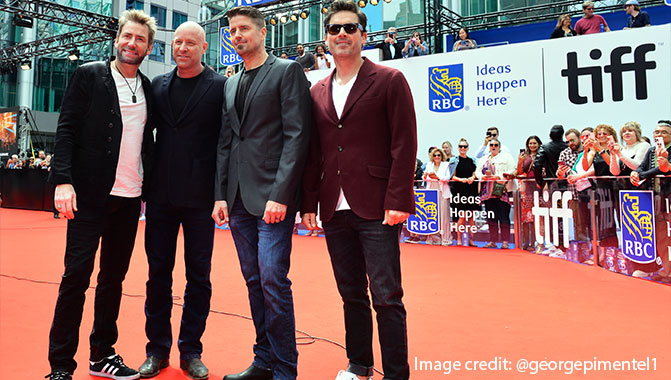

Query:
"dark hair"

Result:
[[565, 128, 581, 138], [227, 6, 265, 29], [581, 127, 594, 133], [324, 1, 367, 30], [315, 44, 327, 53], [525, 135, 542, 155], [487, 126, 499, 134], [458, 27, 470, 40]]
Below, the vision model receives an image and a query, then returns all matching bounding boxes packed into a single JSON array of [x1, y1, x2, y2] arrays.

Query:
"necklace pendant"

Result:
[[132, 95, 137, 103]]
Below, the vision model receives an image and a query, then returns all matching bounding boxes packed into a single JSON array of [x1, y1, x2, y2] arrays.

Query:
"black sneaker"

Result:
[[89, 354, 140, 380], [45, 371, 72, 380]]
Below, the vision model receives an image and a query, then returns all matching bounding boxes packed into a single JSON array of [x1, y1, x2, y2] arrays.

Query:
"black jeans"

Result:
[[323, 211, 409, 380], [484, 198, 511, 242], [48, 195, 141, 373], [144, 202, 214, 360]]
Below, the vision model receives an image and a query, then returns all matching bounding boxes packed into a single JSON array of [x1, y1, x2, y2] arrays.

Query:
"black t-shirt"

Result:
[[235, 66, 261, 122], [169, 71, 203, 118]]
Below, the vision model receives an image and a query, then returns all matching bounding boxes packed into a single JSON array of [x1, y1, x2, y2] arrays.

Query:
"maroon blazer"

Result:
[[301, 58, 417, 222]]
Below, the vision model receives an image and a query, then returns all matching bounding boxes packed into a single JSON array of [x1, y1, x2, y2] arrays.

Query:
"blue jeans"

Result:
[[228, 197, 298, 380], [144, 202, 214, 360], [323, 211, 409, 380]]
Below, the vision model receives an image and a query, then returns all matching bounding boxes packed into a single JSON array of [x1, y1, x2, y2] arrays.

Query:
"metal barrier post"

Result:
[[590, 189, 598, 267]]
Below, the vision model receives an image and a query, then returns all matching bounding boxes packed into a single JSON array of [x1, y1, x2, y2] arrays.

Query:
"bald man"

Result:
[[140, 21, 227, 379]]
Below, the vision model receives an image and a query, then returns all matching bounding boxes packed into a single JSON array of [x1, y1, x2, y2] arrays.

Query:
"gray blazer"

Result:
[[215, 54, 312, 216]]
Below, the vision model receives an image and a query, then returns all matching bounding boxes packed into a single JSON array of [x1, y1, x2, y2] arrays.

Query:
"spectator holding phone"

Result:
[[607, 121, 650, 183], [374, 27, 404, 60], [313, 44, 331, 70], [453, 27, 477, 51], [402, 31, 428, 58], [517, 135, 542, 251], [630, 120, 671, 283]]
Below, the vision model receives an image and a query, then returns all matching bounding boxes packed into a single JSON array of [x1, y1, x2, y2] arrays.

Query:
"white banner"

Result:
[[307, 25, 671, 157]]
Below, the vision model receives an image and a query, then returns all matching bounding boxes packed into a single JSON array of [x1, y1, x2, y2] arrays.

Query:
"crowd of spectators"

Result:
[[2, 150, 52, 170], [415, 118, 671, 283]]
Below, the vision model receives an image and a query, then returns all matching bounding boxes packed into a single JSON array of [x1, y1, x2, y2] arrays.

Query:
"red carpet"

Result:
[[1, 208, 670, 379]]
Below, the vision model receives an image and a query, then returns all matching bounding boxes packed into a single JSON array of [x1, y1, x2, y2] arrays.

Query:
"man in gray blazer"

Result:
[[212, 6, 311, 380]]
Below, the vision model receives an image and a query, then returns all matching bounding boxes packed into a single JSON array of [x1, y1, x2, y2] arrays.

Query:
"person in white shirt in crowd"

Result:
[[423, 147, 453, 245], [475, 127, 510, 160], [313, 44, 331, 70], [475, 138, 517, 249], [608, 121, 651, 179]]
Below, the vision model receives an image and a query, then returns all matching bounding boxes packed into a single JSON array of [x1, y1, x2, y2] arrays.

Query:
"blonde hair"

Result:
[[429, 147, 446, 162], [595, 124, 618, 143], [620, 121, 643, 143], [117, 9, 157, 45], [556, 14, 571, 28]]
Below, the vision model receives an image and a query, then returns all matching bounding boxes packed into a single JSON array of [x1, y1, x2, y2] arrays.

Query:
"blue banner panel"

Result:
[[620, 190, 656, 264], [220, 27, 243, 66], [236, 0, 278, 7], [408, 189, 440, 235]]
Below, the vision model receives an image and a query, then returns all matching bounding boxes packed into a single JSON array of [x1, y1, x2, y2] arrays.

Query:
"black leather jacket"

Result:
[[534, 125, 568, 188]]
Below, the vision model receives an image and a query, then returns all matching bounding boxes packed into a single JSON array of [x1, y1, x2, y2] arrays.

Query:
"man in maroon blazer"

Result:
[[301, 2, 417, 379]]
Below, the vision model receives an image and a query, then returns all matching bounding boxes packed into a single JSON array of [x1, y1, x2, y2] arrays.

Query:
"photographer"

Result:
[[402, 32, 428, 58], [374, 27, 403, 60], [313, 44, 331, 70]]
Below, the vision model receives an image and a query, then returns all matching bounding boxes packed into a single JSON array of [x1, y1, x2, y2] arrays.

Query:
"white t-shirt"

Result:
[[332, 74, 357, 211], [110, 68, 146, 198], [315, 55, 330, 70]]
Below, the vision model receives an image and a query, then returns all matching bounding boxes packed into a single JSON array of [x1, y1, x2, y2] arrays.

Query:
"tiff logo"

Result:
[[560, 44, 656, 105], [532, 190, 573, 248]]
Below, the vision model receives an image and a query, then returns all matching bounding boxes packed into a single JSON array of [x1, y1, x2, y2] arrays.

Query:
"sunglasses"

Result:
[[458, 145, 468, 148], [489, 144, 500, 147], [326, 23, 364, 35], [432, 154, 442, 157]]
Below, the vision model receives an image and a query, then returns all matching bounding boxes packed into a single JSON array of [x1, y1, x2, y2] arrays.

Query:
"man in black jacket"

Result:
[[534, 124, 568, 190], [374, 27, 404, 60], [47, 9, 156, 380], [630, 120, 671, 283], [139, 21, 226, 380]]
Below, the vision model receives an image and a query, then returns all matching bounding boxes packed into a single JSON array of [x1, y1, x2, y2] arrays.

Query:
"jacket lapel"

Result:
[[102, 61, 121, 118], [240, 55, 275, 126], [321, 70, 339, 125], [339, 58, 376, 121], [162, 70, 176, 122], [226, 72, 242, 135]]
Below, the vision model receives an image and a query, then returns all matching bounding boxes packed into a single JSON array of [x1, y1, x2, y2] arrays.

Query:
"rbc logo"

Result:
[[407, 190, 440, 235], [220, 27, 243, 66], [620, 191, 656, 263], [428, 64, 464, 113]]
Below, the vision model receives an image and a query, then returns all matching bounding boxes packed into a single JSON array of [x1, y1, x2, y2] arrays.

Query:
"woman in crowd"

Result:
[[476, 138, 516, 249], [423, 147, 453, 245], [608, 121, 651, 182], [517, 135, 543, 251], [582, 124, 620, 253], [313, 44, 331, 70], [442, 140, 454, 161], [550, 14, 577, 38], [402, 31, 429, 58], [453, 27, 477, 51], [449, 139, 478, 246], [224, 66, 236, 77]]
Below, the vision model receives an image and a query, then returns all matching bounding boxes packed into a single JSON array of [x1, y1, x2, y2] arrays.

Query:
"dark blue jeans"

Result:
[[484, 198, 511, 242], [49, 196, 141, 373], [228, 197, 298, 380], [323, 211, 409, 380], [144, 202, 214, 360]]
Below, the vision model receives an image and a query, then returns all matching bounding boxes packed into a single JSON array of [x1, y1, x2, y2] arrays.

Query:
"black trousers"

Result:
[[48, 195, 141, 373]]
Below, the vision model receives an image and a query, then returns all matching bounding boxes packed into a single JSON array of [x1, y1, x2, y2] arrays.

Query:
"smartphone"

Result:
[[655, 136, 665, 151], [520, 148, 525, 154], [580, 134, 589, 143]]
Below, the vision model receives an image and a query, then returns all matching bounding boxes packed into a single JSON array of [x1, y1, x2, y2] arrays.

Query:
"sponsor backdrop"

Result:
[[220, 27, 243, 66], [0, 108, 18, 160], [307, 25, 671, 155]]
